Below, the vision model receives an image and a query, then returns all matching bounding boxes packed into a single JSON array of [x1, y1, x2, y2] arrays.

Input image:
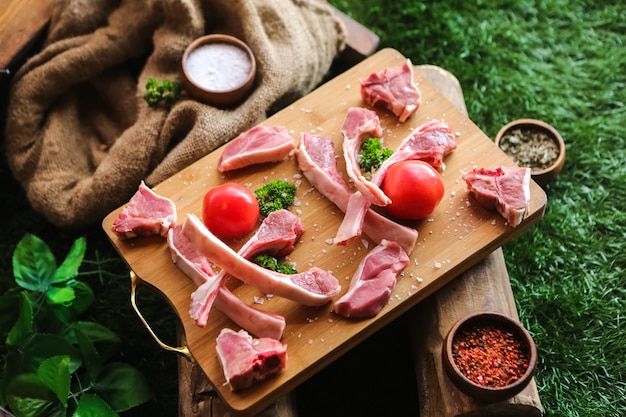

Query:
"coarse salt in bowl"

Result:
[[182, 34, 256, 107]]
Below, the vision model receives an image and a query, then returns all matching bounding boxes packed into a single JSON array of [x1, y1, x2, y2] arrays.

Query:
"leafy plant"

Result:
[[358, 137, 393, 172], [0, 234, 151, 417], [143, 78, 181, 108], [254, 179, 297, 217], [253, 254, 297, 274]]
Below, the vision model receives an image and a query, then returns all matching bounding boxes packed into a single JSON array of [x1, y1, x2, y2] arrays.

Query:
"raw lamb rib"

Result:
[[216, 328, 287, 391], [112, 181, 176, 240], [178, 210, 303, 329], [182, 214, 341, 306], [360, 58, 422, 122], [167, 224, 286, 340], [341, 107, 391, 206], [463, 166, 531, 227], [334, 119, 456, 245], [218, 125, 295, 172], [334, 239, 409, 318], [296, 132, 418, 254]]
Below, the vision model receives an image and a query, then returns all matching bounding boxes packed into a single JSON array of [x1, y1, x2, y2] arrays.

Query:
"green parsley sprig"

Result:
[[359, 137, 393, 172], [143, 77, 181, 108]]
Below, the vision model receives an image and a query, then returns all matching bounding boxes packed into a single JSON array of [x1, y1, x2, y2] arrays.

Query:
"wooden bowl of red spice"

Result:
[[442, 312, 538, 402], [494, 118, 566, 188]]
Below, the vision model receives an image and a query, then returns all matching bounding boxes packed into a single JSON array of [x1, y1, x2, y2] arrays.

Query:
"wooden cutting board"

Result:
[[102, 48, 547, 416]]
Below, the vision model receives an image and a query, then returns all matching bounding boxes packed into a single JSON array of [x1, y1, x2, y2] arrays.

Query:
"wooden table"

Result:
[[1, 3, 543, 416]]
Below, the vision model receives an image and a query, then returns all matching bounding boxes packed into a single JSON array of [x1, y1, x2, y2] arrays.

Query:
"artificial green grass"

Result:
[[329, 1, 626, 415], [2, 1, 625, 416]]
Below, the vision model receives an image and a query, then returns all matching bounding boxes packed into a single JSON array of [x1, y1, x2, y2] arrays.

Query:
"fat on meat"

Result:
[[182, 214, 341, 306], [463, 166, 531, 227], [296, 132, 417, 254], [216, 328, 287, 391], [218, 125, 296, 172], [188, 209, 303, 330], [112, 181, 176, 239], [167, 224, 286, 340], [360, 58, 422, 122], [334, 239, 409, 319], [341, 107, 391, 206], [334, 119, 456, 245]]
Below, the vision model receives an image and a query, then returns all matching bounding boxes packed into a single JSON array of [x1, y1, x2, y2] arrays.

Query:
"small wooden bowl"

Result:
[[182, 34, 256, 107], [494, 118, 565, 188], [442, 312, 537, 402]]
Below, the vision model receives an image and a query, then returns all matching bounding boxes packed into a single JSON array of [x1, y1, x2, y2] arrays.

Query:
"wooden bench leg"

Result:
[[410, 65, 543, 417], [407, 249, 543, 417]]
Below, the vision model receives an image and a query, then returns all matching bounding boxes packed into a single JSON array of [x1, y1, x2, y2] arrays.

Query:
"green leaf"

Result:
[[0, 349, 24, 406], [51, 282, 94, 324], [6, 292, 34, 347], [22, 334, 82, 374], [46, 286, 75, 306], [72, 394, 118, 417], [12, 234, 57, 293], [74, 328, 102, 380], [93, 363, 152, 412], [6, 373, 59, 417], [37, 356, 71, 407], [53, 237, 86, 284], [0, 292, 21, 335], [70, 322, 121, 362]]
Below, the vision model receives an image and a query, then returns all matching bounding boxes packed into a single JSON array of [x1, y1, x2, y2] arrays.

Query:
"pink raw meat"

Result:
[[334, 239, 409, 318], [185, 210, 303, 329], [463, 166, 531, 227], [112, 181, 176, 240], [360, 58, 421, 122], [214, 289, 286, 341], [341, 107, 390, 206], [167, 223, 286, 339], [296, 132, 418, 254], [334, 119, 456, 245], [182, 214, 341, 306], [218, 125, 295, 172], [216, 328, 287, 391]]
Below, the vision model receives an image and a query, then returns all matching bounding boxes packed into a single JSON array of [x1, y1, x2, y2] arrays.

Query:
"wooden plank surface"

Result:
[[102, 48, 547, 416]]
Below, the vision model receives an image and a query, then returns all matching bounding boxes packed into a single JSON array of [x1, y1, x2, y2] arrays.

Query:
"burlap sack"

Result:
[[5, 0, 346, 228]]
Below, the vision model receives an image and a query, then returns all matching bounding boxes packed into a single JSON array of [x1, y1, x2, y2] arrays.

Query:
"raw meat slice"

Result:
[[360, 58, 421, 122], [168, 225, 215, 287], [188, 209, 303, 329], [112, 181, 176, 240], [216, 328, 287, 391], [334, 240, 409, 318], [214, 289, 286, 340], [334, 120, 456, 244], [182, 214, 341, 306], [341, 107, 390, 206], [218, 125, 296, 172], [463, 166, 531, 227], [167, 223, 286, 339], [296, 132, 418, 254]]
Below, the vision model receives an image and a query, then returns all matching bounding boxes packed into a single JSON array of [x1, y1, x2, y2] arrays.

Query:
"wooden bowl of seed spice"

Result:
[[495, 118, 565, 188], [442, 312, 538, 402]]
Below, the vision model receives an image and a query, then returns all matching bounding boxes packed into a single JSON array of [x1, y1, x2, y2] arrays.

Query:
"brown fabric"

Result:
[[5, 0, 346, 228]]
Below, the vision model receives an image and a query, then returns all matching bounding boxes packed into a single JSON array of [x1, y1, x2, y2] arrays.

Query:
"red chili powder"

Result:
[[452, 323, 530, 387]]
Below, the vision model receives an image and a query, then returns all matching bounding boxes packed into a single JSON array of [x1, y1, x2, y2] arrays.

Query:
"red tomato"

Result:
[[202, 182, 259, 238], [382, 160, 445, 220]]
